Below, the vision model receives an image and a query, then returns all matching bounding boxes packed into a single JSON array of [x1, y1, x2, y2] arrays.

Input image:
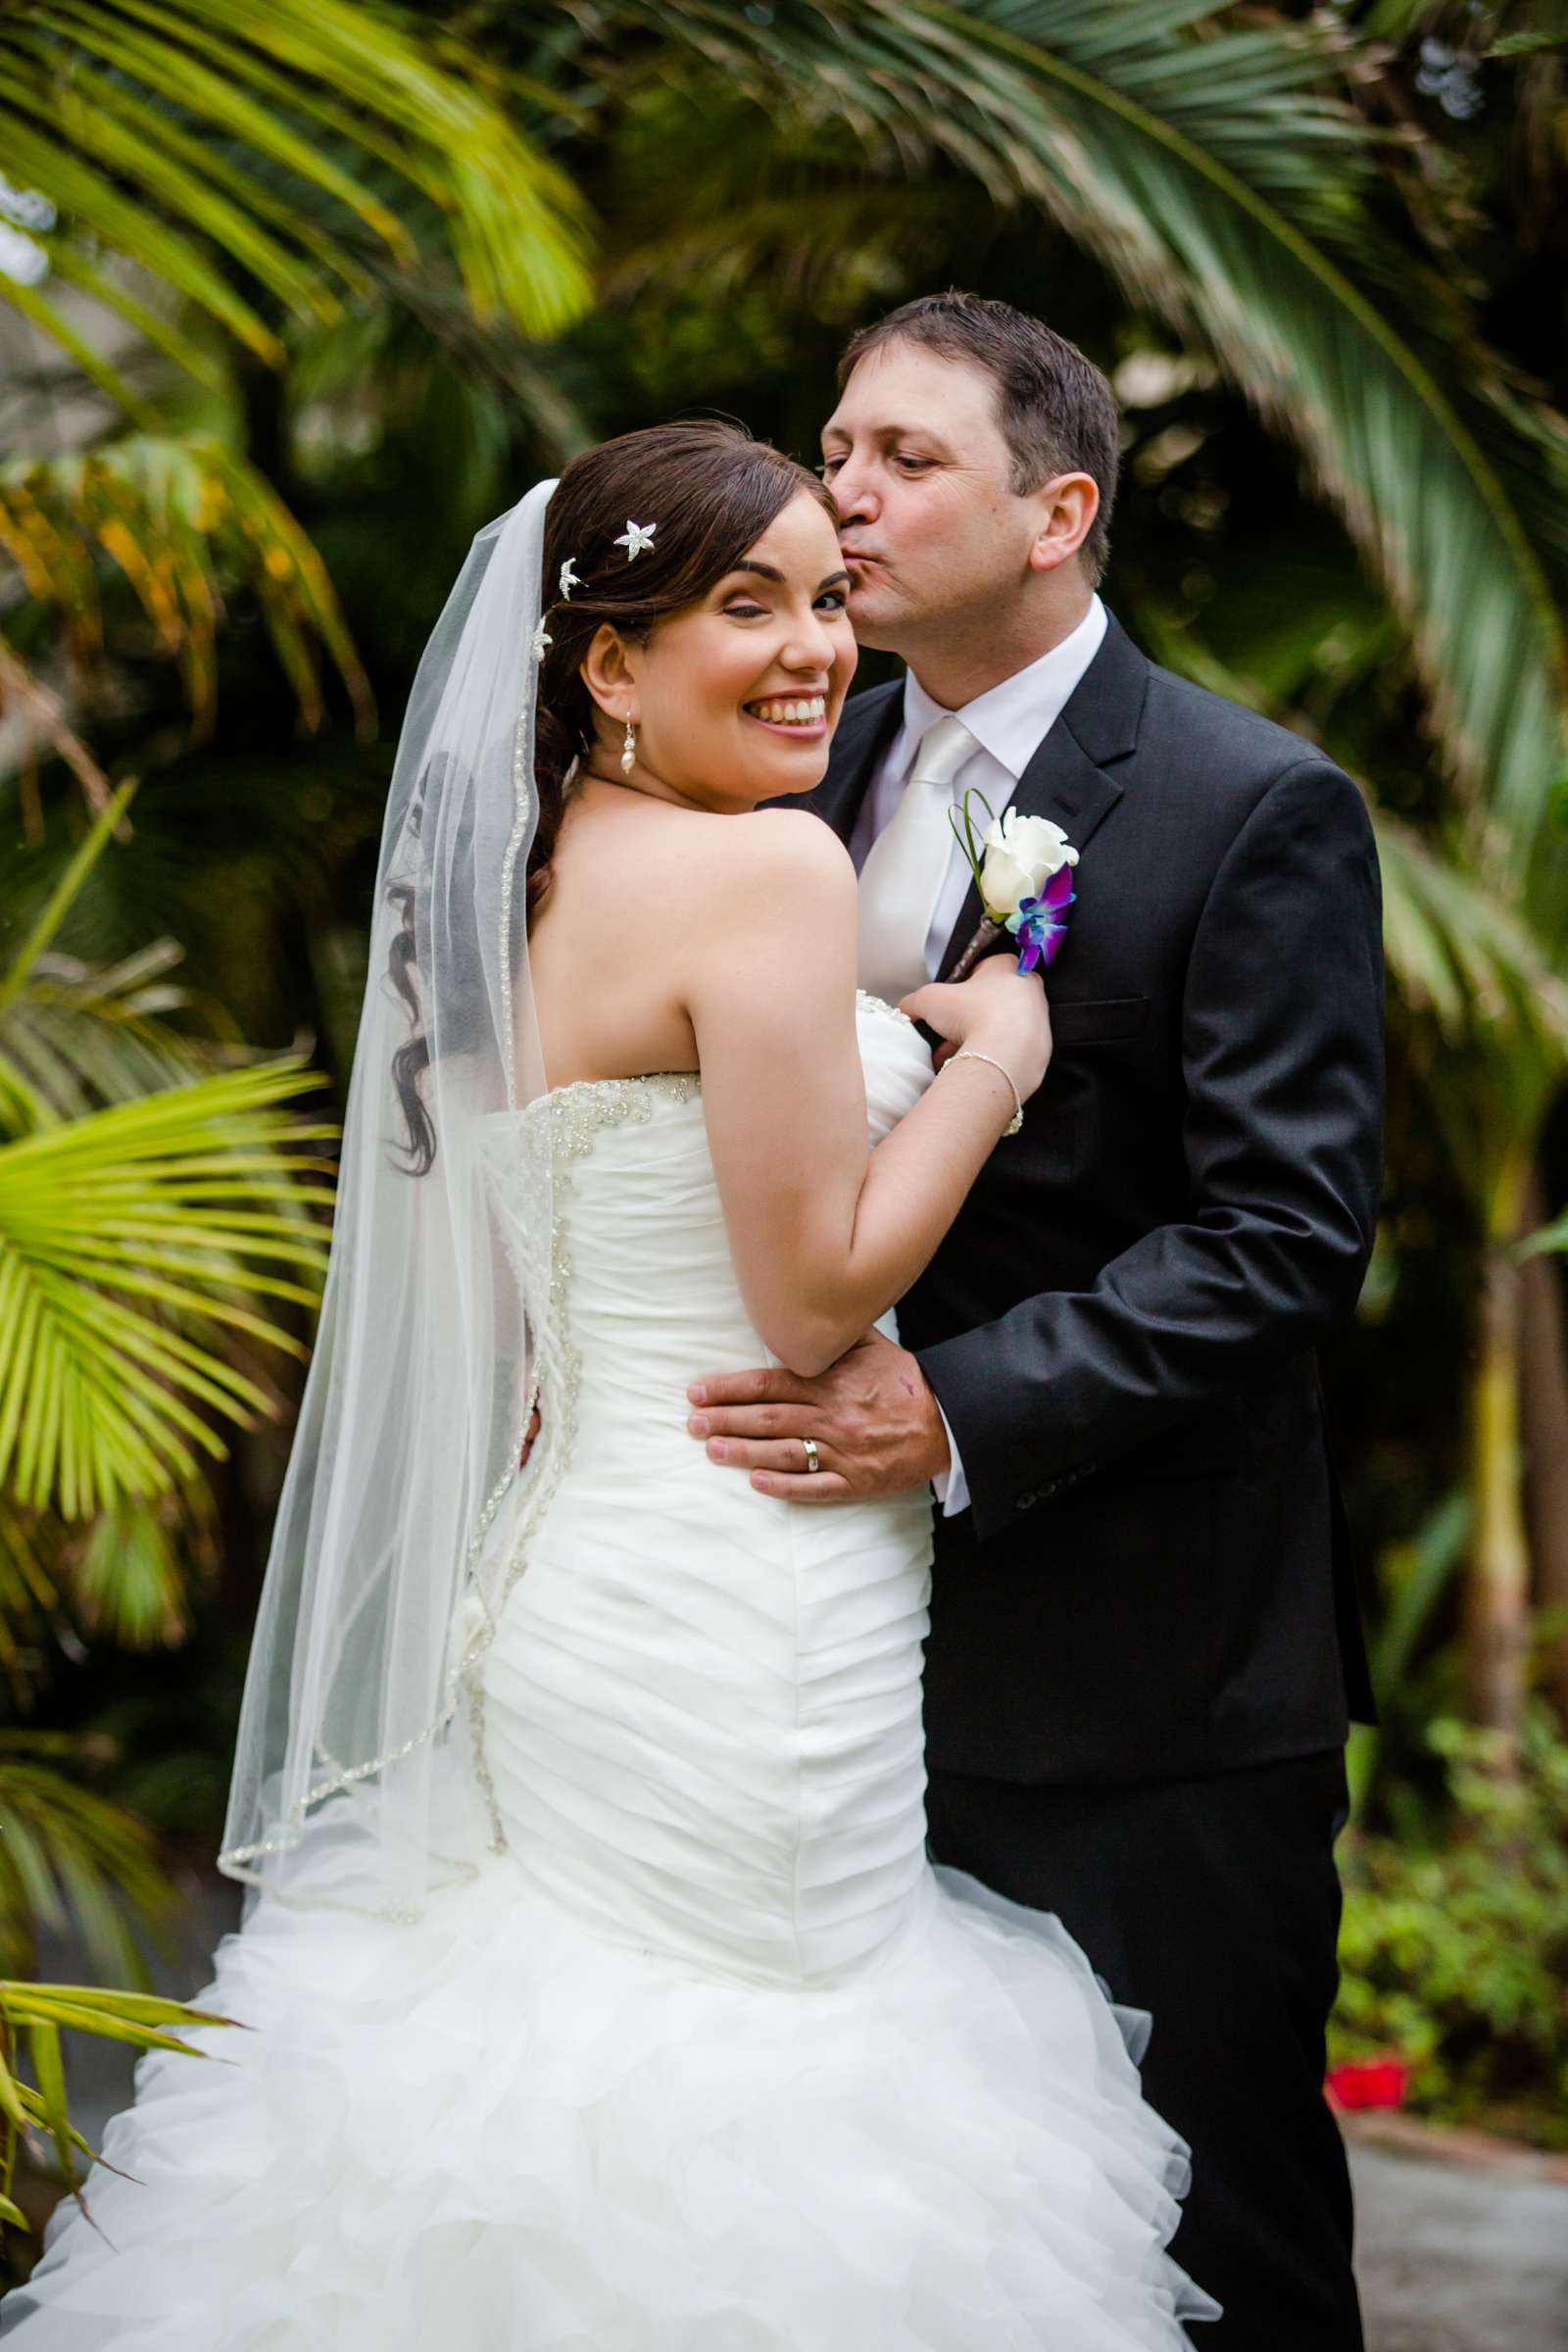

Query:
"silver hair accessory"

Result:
[[613, 519, 657, 562], [530, 616, 553, 662], [559, 558, 581, 600], [620, 715, 637, 774]]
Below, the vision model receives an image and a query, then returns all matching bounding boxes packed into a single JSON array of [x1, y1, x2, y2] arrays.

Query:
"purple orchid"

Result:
[[1006, 860, 1075, 974]]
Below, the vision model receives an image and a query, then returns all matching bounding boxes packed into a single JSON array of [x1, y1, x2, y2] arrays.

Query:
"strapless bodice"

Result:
[[474, 997, 940, 1986]]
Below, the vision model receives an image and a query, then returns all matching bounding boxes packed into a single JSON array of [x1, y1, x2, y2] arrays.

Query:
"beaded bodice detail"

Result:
[[525, 1067, 704, 1158]]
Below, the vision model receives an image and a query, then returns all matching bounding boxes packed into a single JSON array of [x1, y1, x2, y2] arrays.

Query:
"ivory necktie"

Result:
[[857, 712, 979, 1004]]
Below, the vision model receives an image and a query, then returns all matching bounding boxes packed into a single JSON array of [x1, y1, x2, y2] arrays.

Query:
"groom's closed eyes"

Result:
[[820, 438, 949, 479]]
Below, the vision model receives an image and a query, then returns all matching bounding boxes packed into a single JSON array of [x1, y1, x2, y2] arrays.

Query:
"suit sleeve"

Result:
[[915, 757, 1384, 1546]]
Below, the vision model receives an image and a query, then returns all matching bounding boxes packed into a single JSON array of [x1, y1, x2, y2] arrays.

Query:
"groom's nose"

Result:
[[830, 464, 878, 527]]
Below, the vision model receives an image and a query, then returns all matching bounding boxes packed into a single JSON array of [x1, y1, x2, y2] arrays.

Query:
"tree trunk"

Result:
[[1465, 1143, 1536, 1759], [1519, 1164, 1568, 1718]]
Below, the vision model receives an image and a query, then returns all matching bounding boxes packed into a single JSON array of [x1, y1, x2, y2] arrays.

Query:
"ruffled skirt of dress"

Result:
[[5, 1842, 1217, 2350]]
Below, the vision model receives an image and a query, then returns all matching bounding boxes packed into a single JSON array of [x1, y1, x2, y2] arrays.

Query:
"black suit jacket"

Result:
[[807, 613, 1383, 1787]]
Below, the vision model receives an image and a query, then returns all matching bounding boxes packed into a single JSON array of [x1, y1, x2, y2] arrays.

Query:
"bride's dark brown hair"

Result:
[[390, 421, 835, 1171]]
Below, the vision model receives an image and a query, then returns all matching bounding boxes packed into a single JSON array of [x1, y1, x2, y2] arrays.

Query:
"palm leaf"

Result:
[[0, 1061, 334, 1519], [0, 780, 141, 1033], [1, 1965, 236, 2216], [70, 1497, 189, 1650], [0, 438, 373, 739], [0, 1499, 60, 1683], [0, 1733, 175, 1983], [0, 943, 212, 1124], [1124, 589, 1568, 1054], [0, 0, 593, 389], [1376, 813, 1568, 1053]]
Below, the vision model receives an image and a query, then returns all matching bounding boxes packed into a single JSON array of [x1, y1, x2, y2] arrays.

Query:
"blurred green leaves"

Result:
[[1, 437, 373, 751], [1334, 1710, 1568, 2148], [0, 0, 592, 395]]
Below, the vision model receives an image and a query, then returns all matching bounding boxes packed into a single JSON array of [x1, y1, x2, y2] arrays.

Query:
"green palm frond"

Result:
[[0, 1060, 335, 1521], [1124, 592, 1568, 1052], [1379, 814, 1568, 1219], [604, 181, 967, 313], [595, 0, 1567, 855], [0, 1490, 200, 1676], [1, 785, 334, 1557], [1520, 1206, 1568, 1254], [0, 1499, 60, 1684], [0, 777, 146, 1055], [0, 782, 195, 1144], [0, 1732, 175, 1983], [1, 435, 372, 738], [1377, 813, 1568, 1054], [2, 1964, 236, 2219], [70, 1496, 190, 1650], [0, 942, 212, 1124], [0, 0, 592, 396]]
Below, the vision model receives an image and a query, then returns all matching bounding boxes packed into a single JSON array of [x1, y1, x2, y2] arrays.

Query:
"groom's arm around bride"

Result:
[[693, 292, 1382, 2347]]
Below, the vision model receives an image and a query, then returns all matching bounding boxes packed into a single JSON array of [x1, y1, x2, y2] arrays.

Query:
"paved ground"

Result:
[[25, 1897, 1568, 2346], [1351, 2140, 1568, 2351]]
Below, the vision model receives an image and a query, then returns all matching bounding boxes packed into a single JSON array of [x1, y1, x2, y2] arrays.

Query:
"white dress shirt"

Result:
[[850, 595, 1108, 1515]]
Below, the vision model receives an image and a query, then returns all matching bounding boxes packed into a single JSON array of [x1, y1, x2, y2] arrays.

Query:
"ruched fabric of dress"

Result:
[[5, 998, 1217, 2351]]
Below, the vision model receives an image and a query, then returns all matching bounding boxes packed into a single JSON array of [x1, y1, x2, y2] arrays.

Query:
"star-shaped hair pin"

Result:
[[613, 519, 657, 563], [530, 616, 553, 662], [559, 557, 582, 601]]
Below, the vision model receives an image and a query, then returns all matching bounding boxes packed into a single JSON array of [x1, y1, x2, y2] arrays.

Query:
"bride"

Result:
[[7, 422, 1215, 2347]]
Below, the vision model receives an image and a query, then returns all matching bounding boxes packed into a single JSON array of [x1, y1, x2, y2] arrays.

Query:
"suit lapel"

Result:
[[935, 612, 1148, 979]]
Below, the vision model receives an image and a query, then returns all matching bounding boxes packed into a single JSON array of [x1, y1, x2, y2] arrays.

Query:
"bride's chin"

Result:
[[762, 771, 826, 800]]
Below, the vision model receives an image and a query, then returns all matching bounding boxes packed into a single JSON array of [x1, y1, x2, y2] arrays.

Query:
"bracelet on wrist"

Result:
[[945, 1049, 1024, 1137]]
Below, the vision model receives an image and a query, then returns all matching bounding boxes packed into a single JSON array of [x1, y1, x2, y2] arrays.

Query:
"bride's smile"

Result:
[[743, 691, 828, 737]]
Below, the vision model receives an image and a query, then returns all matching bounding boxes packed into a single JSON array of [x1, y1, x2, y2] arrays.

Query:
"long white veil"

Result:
[[219, 480, 559, 1916]]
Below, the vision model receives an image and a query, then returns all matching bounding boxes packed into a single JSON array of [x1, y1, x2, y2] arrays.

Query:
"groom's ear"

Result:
[[580, 622, 640, 716], [1027, 471, 1099, 576]]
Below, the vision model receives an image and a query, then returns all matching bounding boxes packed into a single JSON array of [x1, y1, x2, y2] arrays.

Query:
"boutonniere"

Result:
[[947, 792, 1079, 980]]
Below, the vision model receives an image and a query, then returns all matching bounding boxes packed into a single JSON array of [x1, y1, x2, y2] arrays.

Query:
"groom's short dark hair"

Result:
[[838, 292, 1119, 584]]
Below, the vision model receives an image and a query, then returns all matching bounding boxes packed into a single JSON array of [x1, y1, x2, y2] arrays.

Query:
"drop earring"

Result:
[[620, 714, 637, 775]]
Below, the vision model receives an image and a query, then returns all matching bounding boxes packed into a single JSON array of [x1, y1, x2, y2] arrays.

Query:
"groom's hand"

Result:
[[686, 1330, 950, 1503]]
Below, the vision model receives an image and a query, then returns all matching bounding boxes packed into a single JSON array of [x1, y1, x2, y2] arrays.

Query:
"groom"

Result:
[[690, 293, 1383, 2344]]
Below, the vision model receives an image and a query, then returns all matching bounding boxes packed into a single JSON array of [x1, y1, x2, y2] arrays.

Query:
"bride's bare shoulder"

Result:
[[681, 806, 855, 922]]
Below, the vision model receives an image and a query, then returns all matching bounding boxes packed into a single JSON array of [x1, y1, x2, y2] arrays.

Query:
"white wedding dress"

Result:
[[8, 997, 1214, 2349]]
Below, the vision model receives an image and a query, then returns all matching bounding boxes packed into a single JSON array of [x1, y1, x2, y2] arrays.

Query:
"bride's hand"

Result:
[[901, 956, 1053, 1101]]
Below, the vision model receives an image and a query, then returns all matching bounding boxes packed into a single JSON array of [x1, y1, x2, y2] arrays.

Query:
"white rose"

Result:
[[978, 808, 1078, 921]]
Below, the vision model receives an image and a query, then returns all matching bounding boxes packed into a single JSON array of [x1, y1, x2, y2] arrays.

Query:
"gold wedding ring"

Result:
[[802, 1437, 821, 1474]]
